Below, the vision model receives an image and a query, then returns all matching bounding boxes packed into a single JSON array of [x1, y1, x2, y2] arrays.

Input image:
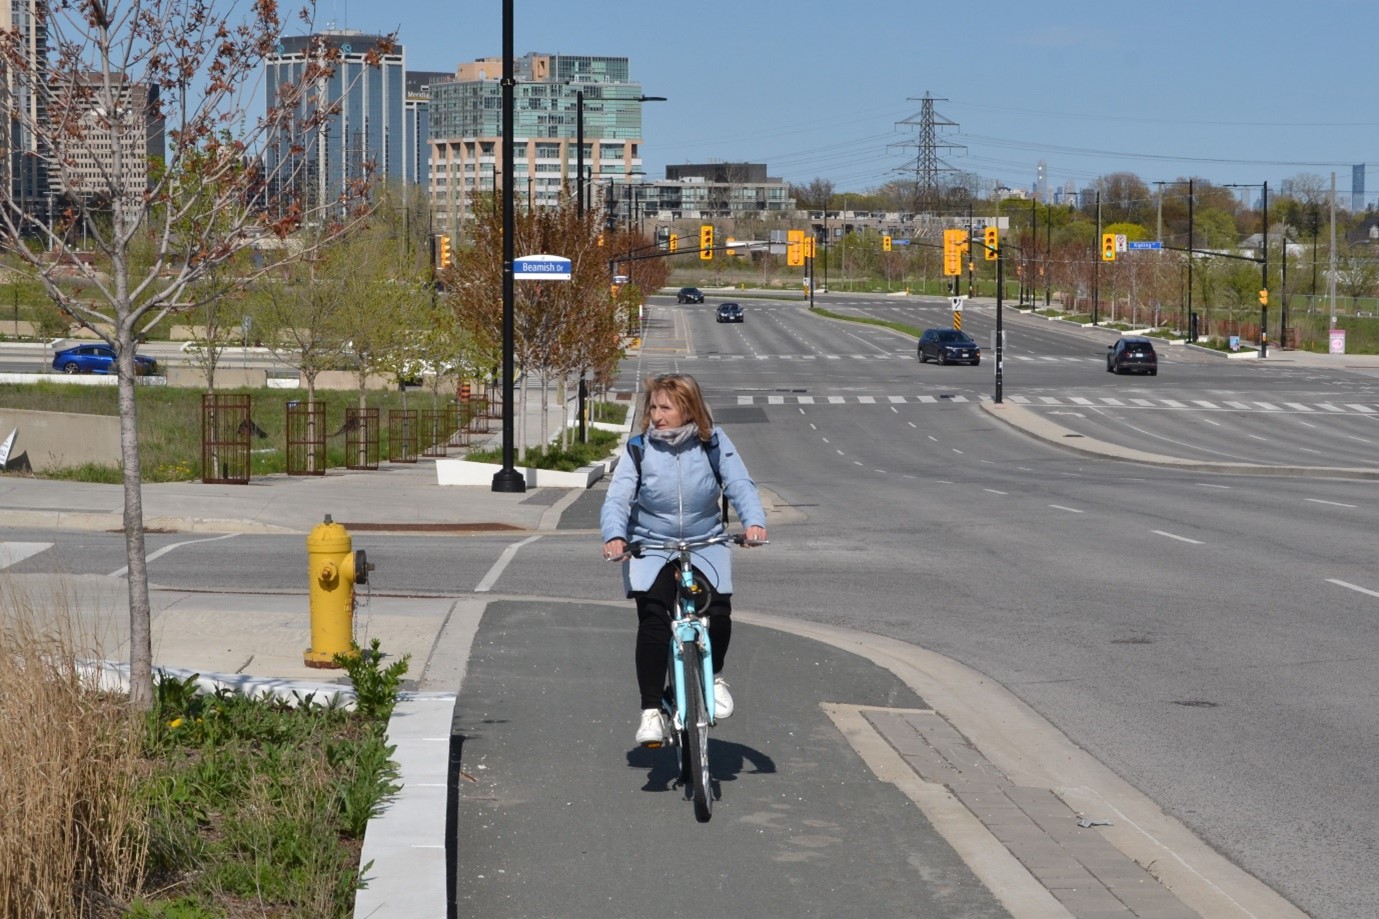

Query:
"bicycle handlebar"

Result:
[[606, 533, 767, 562]]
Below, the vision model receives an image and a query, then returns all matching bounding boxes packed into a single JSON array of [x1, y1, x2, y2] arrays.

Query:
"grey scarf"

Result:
[[646, 423, 699, 448]]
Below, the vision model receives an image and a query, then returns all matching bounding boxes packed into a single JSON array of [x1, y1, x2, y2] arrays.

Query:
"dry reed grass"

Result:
[[0, 577, 148, 918]]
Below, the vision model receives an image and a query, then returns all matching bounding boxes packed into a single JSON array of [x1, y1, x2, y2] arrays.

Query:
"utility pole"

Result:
[[1187, 179, 1196, 341], [1260, 180, 1268, 357], [1329, 172, 1337, 331], [1093, 190, 1101, 325]]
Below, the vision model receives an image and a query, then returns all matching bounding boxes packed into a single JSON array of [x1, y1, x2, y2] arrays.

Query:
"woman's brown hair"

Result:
[[638, 373, 714, 440]]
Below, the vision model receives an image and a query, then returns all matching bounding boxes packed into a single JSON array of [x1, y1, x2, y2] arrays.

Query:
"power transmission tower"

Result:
[[891, 93, 964, 214]]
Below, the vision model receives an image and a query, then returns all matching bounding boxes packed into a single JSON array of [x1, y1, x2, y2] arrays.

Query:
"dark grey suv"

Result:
[[1106, 337, 1158, 375], [917, 328, 981, 365], [676, 287, 704, 303]]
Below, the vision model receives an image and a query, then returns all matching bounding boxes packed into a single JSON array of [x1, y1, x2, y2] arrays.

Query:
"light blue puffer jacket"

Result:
[[600, 426, 765, 595]]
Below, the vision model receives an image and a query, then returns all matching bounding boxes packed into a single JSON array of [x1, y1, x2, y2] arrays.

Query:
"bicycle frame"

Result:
[[666, 552, 716, 731]]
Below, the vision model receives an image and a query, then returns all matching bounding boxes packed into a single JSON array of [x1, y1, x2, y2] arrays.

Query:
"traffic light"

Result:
[[438, 234, 452, 269], [1259, 289, 1269, 306], [787, 229, 805, 266], [804, 236, 815, 259], [942, 229, 965, 276], [1101, 233, 1117, 262], [882, 235, 892, 252], [668, 233, 678, 253], [983, 226, 998, 261], [699, 224, 714, 260]]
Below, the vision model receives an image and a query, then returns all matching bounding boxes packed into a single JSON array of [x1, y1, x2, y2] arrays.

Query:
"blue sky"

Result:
[[324, 0, 1375, 201]]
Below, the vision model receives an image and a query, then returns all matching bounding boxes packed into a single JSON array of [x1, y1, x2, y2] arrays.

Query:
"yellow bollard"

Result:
[[304, 514, 371, 668]]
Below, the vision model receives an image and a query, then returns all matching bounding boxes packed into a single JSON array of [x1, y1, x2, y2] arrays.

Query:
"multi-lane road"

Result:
[[5, 292, 1379, 916]]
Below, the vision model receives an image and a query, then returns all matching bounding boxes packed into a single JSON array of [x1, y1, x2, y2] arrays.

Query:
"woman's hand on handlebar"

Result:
[[603, 538, 628, 561], [741, 525, 767, 547]]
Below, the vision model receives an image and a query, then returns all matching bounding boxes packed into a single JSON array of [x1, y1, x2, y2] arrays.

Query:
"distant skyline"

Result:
[[318, 0, 1376, 204]]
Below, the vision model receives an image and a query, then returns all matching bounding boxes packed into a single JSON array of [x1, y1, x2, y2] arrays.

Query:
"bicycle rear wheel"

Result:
[[682, 641, 713, 822]]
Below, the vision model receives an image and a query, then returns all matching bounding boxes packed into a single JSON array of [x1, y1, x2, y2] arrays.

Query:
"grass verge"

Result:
[[0, 579, 407, 919]]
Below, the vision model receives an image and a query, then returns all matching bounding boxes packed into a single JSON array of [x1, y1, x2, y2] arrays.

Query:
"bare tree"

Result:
[[0, 1, 393, 709]]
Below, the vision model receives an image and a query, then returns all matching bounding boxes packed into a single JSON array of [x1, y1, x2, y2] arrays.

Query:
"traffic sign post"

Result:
[[513, 254, 572, 281]]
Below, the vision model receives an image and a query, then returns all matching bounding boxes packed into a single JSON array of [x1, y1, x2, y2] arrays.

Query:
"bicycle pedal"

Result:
[[641, 739, 664, 749]]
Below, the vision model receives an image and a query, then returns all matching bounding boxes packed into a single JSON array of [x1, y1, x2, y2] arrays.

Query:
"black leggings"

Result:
[[633, 561, 732, 710]]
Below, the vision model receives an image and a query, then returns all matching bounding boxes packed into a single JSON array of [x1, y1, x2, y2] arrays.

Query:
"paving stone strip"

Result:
[[863, 707, 1197, 919]]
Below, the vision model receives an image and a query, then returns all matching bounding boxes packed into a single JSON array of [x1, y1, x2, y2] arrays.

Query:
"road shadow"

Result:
[[626, 737, 776, 793]]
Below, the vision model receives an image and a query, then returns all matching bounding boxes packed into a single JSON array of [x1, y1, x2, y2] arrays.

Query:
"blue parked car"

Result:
[[52, 344, 159, 376]]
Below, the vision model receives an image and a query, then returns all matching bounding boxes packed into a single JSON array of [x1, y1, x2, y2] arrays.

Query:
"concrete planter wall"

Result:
[[435, 454, 619, 488]]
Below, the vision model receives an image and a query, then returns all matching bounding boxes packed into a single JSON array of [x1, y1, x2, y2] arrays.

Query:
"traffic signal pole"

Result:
[[995, 244, 1004, 404]]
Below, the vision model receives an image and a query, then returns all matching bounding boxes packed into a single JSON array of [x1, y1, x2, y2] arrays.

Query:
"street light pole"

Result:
[[492, 0, 524, 493], [575, 89, 584, 218]]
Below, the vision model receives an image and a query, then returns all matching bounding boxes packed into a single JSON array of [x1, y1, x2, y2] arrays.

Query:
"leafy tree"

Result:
[[788, 178, 834, 211], [0, 2, 397, 708], [449, 197, 623, 459]]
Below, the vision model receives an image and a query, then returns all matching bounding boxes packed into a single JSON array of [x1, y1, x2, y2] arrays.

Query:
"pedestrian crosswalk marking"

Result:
[[725, 393, 1379, 415], [0, 542, 52, 570], [695, 352, 1107, 362]]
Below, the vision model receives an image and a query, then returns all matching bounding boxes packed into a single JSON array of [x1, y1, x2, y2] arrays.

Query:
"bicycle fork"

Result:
[[668, 618, 715, 730]]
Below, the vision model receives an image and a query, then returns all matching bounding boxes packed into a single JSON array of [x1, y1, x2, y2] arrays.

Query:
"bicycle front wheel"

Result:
[[682, 640, 713, 823]]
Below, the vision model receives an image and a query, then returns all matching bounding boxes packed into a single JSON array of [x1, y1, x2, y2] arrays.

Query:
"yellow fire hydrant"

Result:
[[304, 514, 372, 668]]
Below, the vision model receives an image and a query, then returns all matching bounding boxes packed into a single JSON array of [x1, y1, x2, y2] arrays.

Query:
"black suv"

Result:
[[676, 287, 704, 303], [917, 328, 981, 365], [1106, 337, 1158, 375], [716, 302, 743, 323]]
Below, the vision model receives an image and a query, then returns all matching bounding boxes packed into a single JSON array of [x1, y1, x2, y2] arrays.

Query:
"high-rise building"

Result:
[[1, 0, 49, 219], [428, 53, 647, 234], [1352, 164, 1365, 213], [47, 73, 164, 206], [404, 72, 449, 194], [263, 31, 405, 210]]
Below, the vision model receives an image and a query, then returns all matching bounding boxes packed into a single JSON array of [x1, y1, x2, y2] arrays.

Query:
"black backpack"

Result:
[[625, 432, 729, 524]]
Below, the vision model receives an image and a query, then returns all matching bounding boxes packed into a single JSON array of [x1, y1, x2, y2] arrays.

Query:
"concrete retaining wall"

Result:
[[0, 407, 120, 471]]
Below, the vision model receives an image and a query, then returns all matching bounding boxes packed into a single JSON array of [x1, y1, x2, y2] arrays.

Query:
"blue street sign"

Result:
[[514, 254, 572, 280], [1126, 241, 1162, 250]]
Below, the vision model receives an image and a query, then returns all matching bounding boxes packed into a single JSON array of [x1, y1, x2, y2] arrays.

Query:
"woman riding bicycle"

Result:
[[601, 373, 768, 746]]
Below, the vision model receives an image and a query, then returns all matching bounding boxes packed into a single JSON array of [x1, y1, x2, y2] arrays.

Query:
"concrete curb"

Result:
[[980, 400, 1379, 479]]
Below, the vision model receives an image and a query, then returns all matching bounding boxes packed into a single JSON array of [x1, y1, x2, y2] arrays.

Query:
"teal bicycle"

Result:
[[622, 532, 764, 823]]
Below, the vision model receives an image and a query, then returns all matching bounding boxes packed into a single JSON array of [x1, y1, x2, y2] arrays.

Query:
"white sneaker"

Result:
[[635, 708, 666, 747], [713, 675, 734, 719]]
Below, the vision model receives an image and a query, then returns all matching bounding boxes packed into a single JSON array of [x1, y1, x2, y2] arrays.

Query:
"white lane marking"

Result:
[[983, 488, 1008, 495], [108, 533, 239, 578], [1306, 498, 1359, 508], [1197, 483, 1231, 489], [1153, 530, 1204, 545], [0, 542, 52, 570], [1327, 578, 1379, 599], [1347, 404, 1376, 413], [1248, 434, 1268, 441], [475, 534, 542, 593], [1048, 504, 1083, 513]]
